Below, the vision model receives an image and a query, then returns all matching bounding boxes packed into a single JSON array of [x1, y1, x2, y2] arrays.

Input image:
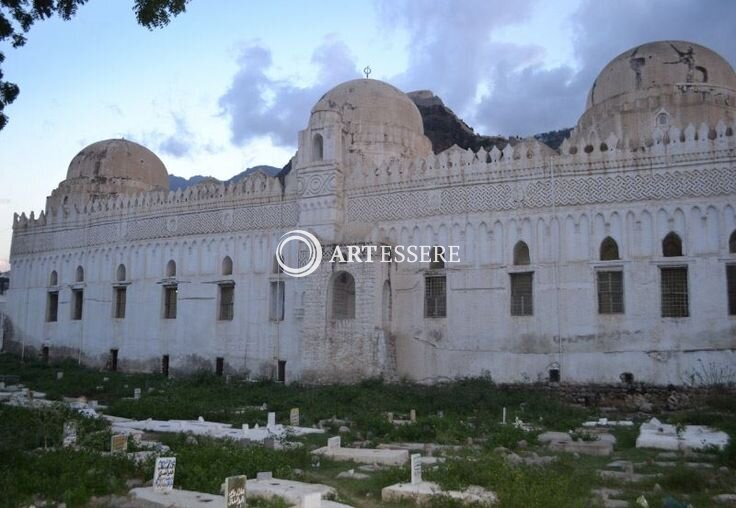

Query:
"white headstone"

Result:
[[62, 421, 77, 447], [502, 407, 507, 425], [153, 457, 176, 493], [410, 409, 416, 422], [411, 453, 422, 484], [110, 434, 128, 453], [267, 412, 276, 428], [327, 436, 341, 449], [301, 492, 322, 508], [133, 388, 141, 400], [56, 371, 63, 380], [290, 407, 300, 427], [387, 412, 394, 423], [225, 475, 246, 508]]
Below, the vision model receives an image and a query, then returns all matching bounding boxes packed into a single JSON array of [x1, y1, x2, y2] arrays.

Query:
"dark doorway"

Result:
[[215, 357, 224, 377], [277, 360, 286, 383], [41, 346, 49, 364], [549, 368, 560, 383], [162, 355, 169, 377], [110, 349, 118, 372]]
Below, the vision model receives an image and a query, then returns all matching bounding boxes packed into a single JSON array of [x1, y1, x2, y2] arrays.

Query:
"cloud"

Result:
[[158, 114, 194, 157], [219, 38, 359, 147], [218, 0, 736, 145], [126, 113, 196, 158]]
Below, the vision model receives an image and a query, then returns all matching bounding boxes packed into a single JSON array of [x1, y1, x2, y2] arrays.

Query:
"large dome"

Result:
[[312, 79, 426, 135], [66, 138, 168, 189], [307, 79, 432, 166], [587, 41, 736, 109], [572, 41, 736, 147]]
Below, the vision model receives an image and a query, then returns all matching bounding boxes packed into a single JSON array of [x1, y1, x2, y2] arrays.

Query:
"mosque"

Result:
[[4, 40, 736, 384]]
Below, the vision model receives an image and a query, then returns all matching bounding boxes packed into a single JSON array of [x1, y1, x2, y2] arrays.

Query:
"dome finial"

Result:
[[363, 65, 372, 79]]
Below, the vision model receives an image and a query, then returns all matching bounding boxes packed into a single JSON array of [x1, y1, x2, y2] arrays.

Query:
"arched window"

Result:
[[429, 246, 445, 270], [312, 133, 324, 162], [222, 256, 233, 276], [75, 266, 84, 282], [662, 232, 683, 257], [513, 241, 530, 265], [382, 280, 392, 330], [166, 260, 177, 277], [116, 264, 126, 282], [600, 237, 620, 261], [273, 255, 283, 274], [730, 230, 736, 254], [49, 270, 58, 286], [331, 271, 355, 320]]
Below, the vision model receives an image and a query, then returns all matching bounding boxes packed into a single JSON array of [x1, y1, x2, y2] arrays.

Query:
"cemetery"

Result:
[[1, 354, 735, 507]]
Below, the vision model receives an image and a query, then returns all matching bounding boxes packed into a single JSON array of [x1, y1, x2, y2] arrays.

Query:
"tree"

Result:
[[0, 0, 189, 130]]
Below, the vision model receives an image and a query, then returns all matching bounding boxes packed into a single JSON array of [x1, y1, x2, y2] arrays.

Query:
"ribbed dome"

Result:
[[66, 139, 168, 189], [587, 41, 736, 109]]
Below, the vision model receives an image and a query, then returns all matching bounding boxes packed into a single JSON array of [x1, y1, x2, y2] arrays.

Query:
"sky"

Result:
[[1, 0, 735, 271]]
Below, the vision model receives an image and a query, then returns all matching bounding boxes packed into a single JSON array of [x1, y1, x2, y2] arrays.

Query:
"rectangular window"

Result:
[[47, 291, 59, 322], [424, 275, 447, 318], [114, 287, 127, 319], [727, 265, 736, 316], [163, 285, 178, 319], [270, 281, 285, 321], [597, 271, 624, 314], [661, 267, 688, 317], [71, 289, 83, 320], [510, 272, 533, 316], [219, 284, 234, 321]]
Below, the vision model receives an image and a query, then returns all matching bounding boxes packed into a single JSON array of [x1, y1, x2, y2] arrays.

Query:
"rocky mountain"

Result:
[[408, 90, 573, 153], [168, 165, 281, 191]]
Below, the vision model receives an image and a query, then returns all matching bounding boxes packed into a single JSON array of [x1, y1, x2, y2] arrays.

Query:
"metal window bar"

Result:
[[510, 272, 533, 316], [727, 265, 736, 316], [424, 275, 446, 318], [661, 267, 688, 317], [597, 271, 624, 314], [219, 285, 234, 321], [164, 286, 178, 319], [114, 287, 127, 319]]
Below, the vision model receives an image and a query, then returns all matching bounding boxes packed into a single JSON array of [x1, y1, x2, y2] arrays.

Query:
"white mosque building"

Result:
[[4, 40, 736, 384]]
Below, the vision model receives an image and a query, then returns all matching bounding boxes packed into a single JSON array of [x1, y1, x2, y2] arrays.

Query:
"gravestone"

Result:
[[502, 407, 507, 425], [62, 421, 78, 447], [267, 412, 276, 428], [133, 388, 141, 400], [410, 409, 416, 423], [110, 434, 128, 453], [410, 453, 422, 484], [264, 437, 276, 449], [0, 381, 5, 390], [256, 471, 273, 480], [225, 375, 231, 384], [387, 412, 393, 423], [225, 475, 246, 508], [153, 457, 176, 493], [327, 436, 341, 449], [290, 407, 300, 426], [56, 371, 63, 380]]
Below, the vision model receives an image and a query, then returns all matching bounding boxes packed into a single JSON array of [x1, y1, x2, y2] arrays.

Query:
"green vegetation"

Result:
[[1, 353, 735, 508]]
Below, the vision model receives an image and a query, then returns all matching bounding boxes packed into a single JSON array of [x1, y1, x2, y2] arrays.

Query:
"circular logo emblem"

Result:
[[276, 230, 322, 277]]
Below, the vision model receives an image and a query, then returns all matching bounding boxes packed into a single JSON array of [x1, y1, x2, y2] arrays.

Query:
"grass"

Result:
[[2, 352, 736, 508]]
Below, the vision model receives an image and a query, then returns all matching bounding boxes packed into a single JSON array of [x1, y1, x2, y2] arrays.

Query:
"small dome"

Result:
[[572, 41, 736, 146], [308, 79, 432, 165], [66, 138, 168, 189], [587, 41, 736, 109]]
